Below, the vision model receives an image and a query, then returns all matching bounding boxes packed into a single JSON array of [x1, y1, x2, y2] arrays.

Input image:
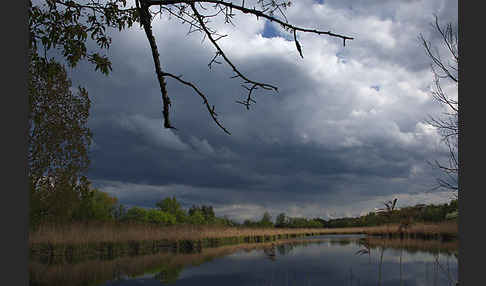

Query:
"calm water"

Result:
[[30, 235, 458, 286]]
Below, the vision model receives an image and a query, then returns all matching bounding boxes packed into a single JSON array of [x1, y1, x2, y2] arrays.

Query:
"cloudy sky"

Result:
[[67, 0, 458, 221]]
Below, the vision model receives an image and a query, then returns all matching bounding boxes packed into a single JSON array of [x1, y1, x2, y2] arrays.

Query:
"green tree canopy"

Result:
[[275, 213, 287, 227], [72, 189, 119, 221], [156, 197, 187, 223], [28, 53, 93, 226], [259, 211, 273, 227]]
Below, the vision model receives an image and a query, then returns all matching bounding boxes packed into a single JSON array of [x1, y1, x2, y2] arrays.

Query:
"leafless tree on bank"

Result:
[[420, 15, 459, 194]]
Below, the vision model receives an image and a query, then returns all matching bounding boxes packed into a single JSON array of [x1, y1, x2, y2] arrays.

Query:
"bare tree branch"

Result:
[[161, 71, 231, 134], [136, 0, 175, 129], [190, 3, 279, 109], [127, 0, 354, 133], [421, 15, 458, 193]]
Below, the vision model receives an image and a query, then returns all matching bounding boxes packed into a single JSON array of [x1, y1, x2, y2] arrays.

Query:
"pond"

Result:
[[29, 234, 458, 286]]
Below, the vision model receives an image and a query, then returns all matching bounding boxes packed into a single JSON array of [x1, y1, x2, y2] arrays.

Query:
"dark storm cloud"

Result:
[[64, 0, 457, 220]]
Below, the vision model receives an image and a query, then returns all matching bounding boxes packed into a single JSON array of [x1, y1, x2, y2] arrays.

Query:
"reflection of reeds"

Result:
[[355, 237, 458, 286], [29, 238, 325, 286], [363, 237, 458, 254]]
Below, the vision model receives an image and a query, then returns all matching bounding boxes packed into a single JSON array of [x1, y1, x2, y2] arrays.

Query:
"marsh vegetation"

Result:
[[30, 235, 458, 286]]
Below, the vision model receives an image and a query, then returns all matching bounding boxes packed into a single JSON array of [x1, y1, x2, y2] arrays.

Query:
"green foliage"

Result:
[[113, 204, 127, 220], [188, 204, 216, 224], [156, 196, 187, 223], [124, 207, 149, 223], [73, 189, 118, 221], [91, 190, 117, 220], [30, 175, 92, 227], [28, 52, 93, 228], [28, 55, 92, 182], [445, 211, 458, 220], [217, 215, 238, 227], [275, 212, 287, 227], [187, 209, 206, 225], [320, 200, 459, 228], [287, 217, 320, 228], [259, 211, 274, 227], [146, 209, 177, 225], [121, 207, 176, 225], [29, 0, 139, 74]]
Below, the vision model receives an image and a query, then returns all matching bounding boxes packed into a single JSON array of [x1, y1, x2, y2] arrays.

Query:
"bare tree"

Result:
[[29, 0, 354, 135], [419, 15, 459, 193]]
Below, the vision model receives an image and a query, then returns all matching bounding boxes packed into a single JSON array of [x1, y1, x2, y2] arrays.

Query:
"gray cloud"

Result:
[[64, 0, 457, 221]]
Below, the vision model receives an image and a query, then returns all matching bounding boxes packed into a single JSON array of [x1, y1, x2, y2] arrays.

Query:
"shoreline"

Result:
[[29, 220, 457, 263]]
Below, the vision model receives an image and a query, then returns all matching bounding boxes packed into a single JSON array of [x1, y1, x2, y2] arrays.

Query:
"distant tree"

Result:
[[187, 209, 206, 225], [156, 196, 180, 213], [124, 207, 149, 222], [156, 197, 187, 223], [420, 16, 458, 194], [201, 205, 216, 223], [259, 211, 273, 227], [275, 212, 287, 227], [188, 205, 200, 216], [188, 204, 216, 224], [147, 209, 177, 225], [72, 189, 118, 221], [219, 215, 238, 227], [307, 218, 323, 228], [243, 219, 254, 227], [29, 0, 354, 134], [113, 203, 128, 221]]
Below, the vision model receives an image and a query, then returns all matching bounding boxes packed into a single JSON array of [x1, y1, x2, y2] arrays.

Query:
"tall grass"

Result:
[[29, 220, 457, 246]]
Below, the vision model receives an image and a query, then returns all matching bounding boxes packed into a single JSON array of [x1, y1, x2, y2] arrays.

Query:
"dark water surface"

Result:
[[30, 235, 458, 286]]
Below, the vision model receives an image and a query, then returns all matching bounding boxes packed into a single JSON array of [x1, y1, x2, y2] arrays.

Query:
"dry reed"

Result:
[[29, 220, 457, 246]]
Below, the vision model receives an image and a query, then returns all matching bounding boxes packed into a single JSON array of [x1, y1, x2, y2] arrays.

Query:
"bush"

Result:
[[124, 207, 149, 223], [147, 209, 177, 225], [187, 210, 206, 225]]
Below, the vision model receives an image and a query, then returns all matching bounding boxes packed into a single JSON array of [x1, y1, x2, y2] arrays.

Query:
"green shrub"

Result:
[[124, 207, 149, 223], [147, 209, 177, 225]]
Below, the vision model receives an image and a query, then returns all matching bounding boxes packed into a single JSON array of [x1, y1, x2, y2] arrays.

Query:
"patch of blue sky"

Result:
[[335, 51, 348, 64], [262, 21, 293, 41], [262, 20, 280, 39]]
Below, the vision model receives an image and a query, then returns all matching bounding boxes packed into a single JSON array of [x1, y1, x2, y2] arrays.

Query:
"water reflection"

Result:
[[30, 235, 458, 286]]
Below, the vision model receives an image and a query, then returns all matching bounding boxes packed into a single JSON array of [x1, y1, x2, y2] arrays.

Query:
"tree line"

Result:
[[322, 200, 458, 228], [31, 187, 457, 230]]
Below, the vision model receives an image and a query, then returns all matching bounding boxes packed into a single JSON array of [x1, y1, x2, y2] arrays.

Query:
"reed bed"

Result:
[[28, 223, 348, 246], [364, 220, 458, 238], [29, 220, 457, 246]]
